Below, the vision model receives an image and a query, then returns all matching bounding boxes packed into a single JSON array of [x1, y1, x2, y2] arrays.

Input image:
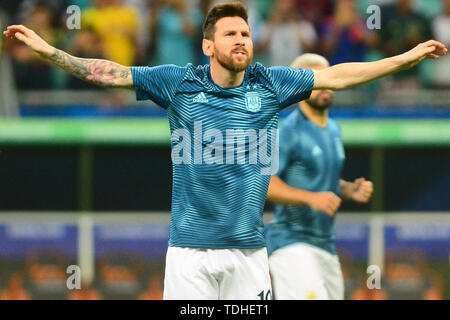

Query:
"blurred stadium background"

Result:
[[0, 0, 449, 300]]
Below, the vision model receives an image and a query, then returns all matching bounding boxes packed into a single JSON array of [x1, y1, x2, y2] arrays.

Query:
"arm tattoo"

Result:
[[47, 49, 133, 88], [120, 70, 130, 79]]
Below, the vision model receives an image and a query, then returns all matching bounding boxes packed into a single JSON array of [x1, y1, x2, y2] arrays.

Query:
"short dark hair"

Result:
[[202, 2, 249, 40]]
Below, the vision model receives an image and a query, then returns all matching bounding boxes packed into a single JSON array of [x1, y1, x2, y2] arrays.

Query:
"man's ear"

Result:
[[202, 38, 213, 57]]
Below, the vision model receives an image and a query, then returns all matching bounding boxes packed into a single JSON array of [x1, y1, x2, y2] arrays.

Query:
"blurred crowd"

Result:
[[0, 248, 444, 300], [0, 250, 165, 300], [0, 0, 450, 90]]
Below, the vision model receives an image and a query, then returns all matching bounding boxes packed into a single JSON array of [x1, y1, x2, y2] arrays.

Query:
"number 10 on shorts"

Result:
[[257, 289, 272, 300]]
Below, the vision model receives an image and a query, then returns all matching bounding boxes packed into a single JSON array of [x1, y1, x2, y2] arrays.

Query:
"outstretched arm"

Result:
[[313, 40, 448, 90], [3, 25, 133, 89], [267, 176, 342, 217]]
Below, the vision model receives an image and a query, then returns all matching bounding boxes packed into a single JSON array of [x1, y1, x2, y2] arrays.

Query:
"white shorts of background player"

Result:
[[269, 242, 344, 300]]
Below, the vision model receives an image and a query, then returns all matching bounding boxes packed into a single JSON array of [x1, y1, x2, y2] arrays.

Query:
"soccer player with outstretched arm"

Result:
[[265, 53, 374, 300], [4, 2, 447, 300]]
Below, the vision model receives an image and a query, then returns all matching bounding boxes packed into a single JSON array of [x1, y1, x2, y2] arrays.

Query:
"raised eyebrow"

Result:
[[223, 29, 251, 35]]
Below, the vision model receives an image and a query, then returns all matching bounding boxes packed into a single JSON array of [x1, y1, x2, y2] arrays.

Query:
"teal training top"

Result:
[[132, 63, 314, 248], [266, 108, 345, 255]]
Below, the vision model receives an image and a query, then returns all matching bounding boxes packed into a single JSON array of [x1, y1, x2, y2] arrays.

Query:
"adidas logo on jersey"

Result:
[[193, 92, 208, 103], [312, 145, 323, 157]]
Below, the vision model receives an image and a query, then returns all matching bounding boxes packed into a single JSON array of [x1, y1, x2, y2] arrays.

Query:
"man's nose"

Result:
[[234, 35, 245, 46]]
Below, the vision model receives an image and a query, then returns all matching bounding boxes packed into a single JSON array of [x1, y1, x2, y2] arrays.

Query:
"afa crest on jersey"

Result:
[[245, 91, 261, 112]]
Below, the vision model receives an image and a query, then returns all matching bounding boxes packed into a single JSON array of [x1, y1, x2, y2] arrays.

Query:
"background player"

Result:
[[3, 2, 447, 300], [266, 53, 374, 300]]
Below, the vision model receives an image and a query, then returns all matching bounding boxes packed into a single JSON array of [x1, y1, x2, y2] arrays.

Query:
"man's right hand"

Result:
[[3, 25, 54, 57], [3, 25, 133, 89], [308, 192, 342, 216]]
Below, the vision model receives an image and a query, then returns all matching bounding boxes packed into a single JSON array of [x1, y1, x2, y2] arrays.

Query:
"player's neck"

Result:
[[299, 103, 328, 128], [209, 59, 246, 88]]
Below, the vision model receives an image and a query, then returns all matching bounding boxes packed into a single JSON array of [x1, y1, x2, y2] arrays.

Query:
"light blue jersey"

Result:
[[266, 108, 345, 255], [132, 63, 314, 248]]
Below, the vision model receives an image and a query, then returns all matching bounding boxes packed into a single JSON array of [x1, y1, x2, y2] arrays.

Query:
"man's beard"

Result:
[[305, 91, 333, 111], [215, 49, 252, 72]]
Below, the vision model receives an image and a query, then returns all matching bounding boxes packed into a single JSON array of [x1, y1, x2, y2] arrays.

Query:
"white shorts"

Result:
[[269, 243, 344, 300], [163, 247, 272, 300]]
